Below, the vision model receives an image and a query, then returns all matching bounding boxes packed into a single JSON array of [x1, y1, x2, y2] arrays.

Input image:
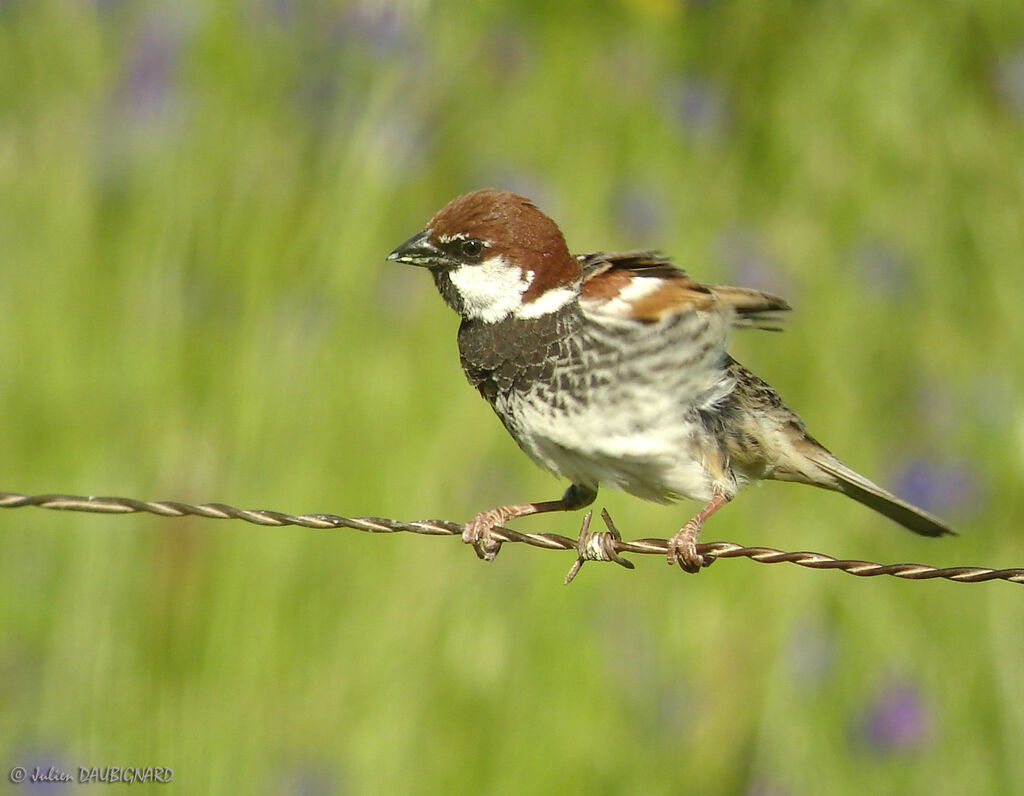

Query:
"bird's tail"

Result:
[[803, 448, 955, 538]]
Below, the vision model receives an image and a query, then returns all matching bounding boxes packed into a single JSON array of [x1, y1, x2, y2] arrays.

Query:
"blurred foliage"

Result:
[[2, 0, 1024, 793]]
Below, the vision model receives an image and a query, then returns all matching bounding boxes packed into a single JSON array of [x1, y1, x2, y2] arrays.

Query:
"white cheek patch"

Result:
[[448, 257, 530, 323], [448, 255, 578, 323]]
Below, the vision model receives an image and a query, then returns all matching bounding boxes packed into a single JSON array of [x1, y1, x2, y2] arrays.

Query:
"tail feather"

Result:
[[806, 451, 955, 538], [709, 285, 791, 332]]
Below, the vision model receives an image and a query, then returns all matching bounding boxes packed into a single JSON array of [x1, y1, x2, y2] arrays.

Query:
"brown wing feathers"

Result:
[[579, 250, 790, 328]]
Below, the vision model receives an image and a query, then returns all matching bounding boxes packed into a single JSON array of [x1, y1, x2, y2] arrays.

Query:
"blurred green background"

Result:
[[2, 0, 1024, 793]]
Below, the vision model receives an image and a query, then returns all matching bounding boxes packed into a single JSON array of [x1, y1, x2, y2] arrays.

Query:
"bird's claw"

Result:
[[666, 521, 711, 573], [463, 510, 506, 561]]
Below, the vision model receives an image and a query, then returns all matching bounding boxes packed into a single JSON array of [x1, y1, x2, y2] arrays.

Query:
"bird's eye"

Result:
[[460, 239, 484, 260]]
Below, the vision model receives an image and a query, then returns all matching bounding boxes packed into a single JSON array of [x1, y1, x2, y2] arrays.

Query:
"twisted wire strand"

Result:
[[2, 491, 1021, 586]]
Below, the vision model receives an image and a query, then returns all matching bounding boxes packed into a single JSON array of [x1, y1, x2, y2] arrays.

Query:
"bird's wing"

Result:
[[578, 250, 791, 330]]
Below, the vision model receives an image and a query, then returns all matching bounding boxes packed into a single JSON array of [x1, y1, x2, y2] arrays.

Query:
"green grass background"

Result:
[[2, 0, 1024, 793]]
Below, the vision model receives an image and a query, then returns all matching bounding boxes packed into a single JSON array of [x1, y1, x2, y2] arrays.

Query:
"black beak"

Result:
[[387, 229, 446, 268]]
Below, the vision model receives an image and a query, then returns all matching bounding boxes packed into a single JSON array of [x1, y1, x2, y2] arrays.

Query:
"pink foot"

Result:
[[463, 508, 511, 561], [666, 520, 709, 573]]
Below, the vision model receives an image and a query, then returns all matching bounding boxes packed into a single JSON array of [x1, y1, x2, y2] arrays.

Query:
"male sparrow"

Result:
[[387, 189, 954, 571]]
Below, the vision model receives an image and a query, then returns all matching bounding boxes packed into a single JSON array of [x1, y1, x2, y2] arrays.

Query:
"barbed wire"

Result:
[[1, 490, 1020, 586]]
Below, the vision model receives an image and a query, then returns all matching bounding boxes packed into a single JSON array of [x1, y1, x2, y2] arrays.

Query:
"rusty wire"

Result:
[[1, 490, 1021, 586]]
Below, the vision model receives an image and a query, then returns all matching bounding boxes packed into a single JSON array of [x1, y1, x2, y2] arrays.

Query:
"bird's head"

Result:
[[387, 189, 582, 323]]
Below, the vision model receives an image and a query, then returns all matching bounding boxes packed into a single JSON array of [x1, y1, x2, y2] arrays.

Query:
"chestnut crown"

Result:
[[389, 189, 582, 299]]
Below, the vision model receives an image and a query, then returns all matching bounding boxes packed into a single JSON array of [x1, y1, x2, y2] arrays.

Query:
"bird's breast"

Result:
[[456, 305, 580, 404], [455, 307, 736, 503]]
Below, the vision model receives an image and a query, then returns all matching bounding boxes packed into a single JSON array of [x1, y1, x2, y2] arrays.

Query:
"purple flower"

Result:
[[116, 12, 186, 122], [994, 49, 1024, 119], [890, 459, 976, 514], [261, 0, 297, 26], [12, 749, 73, 794], [615, 183, 664, 243], [336, 3, 413, 58], [859, 680, 933, 753], [661, 75, 731, 141]]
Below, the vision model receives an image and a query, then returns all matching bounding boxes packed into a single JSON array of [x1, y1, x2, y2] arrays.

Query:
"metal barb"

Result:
[[1, 491, 1021, 586], [564, 509, 636, 585]]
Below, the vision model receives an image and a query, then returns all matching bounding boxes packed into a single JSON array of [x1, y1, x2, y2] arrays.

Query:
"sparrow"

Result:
[[387, 189, 954, 571]]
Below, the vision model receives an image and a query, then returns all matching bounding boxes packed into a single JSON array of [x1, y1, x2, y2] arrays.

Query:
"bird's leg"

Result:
[[464, 483, 597, 561], [667, 492, 731, 573]]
